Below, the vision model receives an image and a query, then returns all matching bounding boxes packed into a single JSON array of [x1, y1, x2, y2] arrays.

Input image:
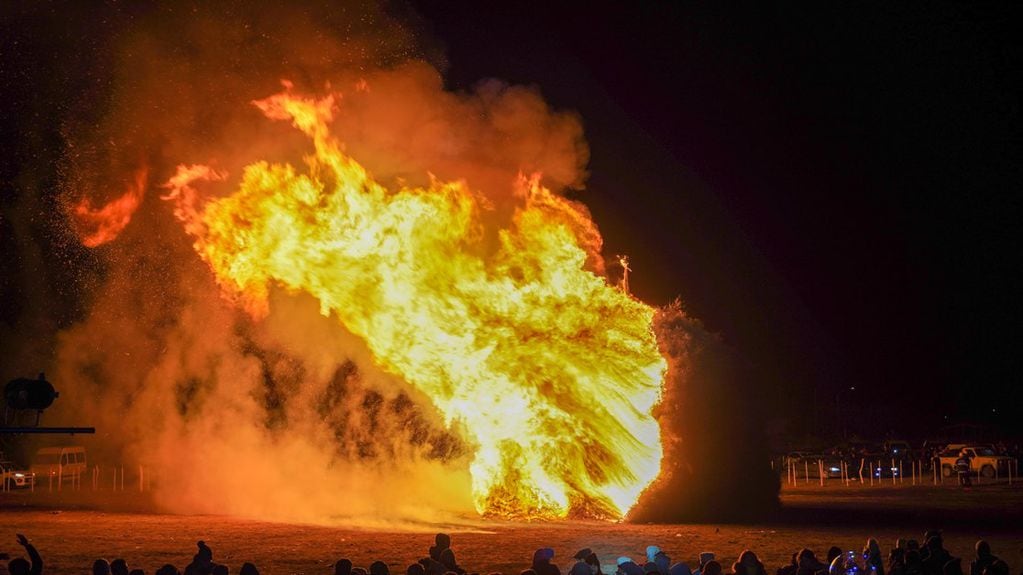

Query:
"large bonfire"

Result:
[[157, 85, 666, 519]]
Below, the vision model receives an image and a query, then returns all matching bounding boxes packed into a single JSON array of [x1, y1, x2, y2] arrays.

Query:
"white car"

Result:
[[936, 445, 1012, 478], [0, 460, 35, 488]]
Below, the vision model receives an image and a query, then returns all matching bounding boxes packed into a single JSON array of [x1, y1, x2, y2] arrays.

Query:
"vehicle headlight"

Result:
[[14, 473, 23, 478], [829, 467, 841, 472]]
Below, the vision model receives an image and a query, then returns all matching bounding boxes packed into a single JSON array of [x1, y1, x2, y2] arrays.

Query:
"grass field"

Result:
[[2, 483, 1022, 575]]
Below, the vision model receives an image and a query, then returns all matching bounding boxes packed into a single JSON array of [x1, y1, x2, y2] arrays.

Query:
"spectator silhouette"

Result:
[[670, 563, 694, 575], [865, 539, 886, 575], [617, 559, 644, 575], [826, 550, 842, 569], [112, 559, 130, 575], [186, 541, 215, 575], [431, 534, 452, 562], [440, 548, 464, 574], [371, 561, 391, 575], [970, 542, 1002, 575], [407, 564, 426, 575], [533, 549, 561, 575], [95, 559, 113, 575], [888, 548, 906, 575], [905, 551, 923, 575], [922, 536, 952, 575], [648, 547, 671, 575], [797, 549, 826, 575], [212, 565, 228, 575], [697, 554, 716, 575], [702, 562, 723, 575], [778, 553, 798, 575], [239, 563, 259, 575], [336, 560, 354, 575], [735, 551, 767, 575], [7, 534, 43, 575], [571, 563, 593, 575], [944, 559, 964, 575], [129, 570, 145, 575], [156, 566, 180, 575]]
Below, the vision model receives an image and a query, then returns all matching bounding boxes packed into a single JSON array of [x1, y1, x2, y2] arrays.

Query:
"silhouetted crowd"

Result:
[[1, 530, 1014, 575]]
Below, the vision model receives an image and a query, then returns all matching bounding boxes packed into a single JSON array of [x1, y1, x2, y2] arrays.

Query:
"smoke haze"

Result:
[[1, 1, 776, 524]]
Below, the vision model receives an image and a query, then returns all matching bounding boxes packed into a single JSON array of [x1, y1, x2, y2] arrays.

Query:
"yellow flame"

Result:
[[164, 86, 665, 519]]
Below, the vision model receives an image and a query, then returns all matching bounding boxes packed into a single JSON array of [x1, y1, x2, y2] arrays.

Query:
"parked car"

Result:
[[883, 439, 912, 458], [0, 460, 34, 489], [29, 446, 87, 481], [936, 444, 1012, 478]]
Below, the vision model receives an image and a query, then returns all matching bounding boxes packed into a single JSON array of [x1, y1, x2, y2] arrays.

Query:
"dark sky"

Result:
[[1, 3, 1020, 439], [406, 2, 1022, 435]]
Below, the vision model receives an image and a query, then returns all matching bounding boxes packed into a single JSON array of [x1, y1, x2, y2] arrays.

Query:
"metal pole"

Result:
[[819, 460, 825, 487], [804, 460, 809, 485]]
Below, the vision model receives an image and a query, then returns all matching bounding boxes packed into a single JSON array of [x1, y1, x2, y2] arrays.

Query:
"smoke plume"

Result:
[[1, 1, 776, 524]]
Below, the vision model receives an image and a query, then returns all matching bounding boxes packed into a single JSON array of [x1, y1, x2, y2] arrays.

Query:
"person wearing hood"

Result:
[[647, 548, 671, 575], [585, 553, 603, 575], [533, 549, 561, 575], [696, 554, 716, 575], [431, 535, 452, 563]]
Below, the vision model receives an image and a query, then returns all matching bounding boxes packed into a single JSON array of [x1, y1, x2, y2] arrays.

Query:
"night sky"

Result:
[[2, 3, 1020, 439], [407, 2, 1022, 436]]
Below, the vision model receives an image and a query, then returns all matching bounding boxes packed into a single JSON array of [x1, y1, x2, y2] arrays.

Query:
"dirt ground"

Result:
[[3, 483, 1023, 575]]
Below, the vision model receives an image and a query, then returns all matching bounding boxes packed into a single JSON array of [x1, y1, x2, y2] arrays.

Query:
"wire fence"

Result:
[[773, 456, 1021, 487], [1, 464, 152, 494]]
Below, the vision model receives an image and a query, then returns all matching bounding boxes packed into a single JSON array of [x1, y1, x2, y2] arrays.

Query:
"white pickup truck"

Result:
[[936, 444, 1013, 478]]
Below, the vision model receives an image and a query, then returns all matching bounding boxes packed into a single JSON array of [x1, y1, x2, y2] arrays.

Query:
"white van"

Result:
[[29, 446, 87, 480]]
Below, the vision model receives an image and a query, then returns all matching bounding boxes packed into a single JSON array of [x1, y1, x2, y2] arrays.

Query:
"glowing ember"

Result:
[[163, 85, 665, 519]]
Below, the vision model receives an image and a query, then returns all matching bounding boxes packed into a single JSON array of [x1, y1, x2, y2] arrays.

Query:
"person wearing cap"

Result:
[[647, 547, 671, 575]]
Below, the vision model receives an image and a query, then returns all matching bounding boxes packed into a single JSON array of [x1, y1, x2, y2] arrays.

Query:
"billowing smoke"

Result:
[[1, 2, 776, 523]]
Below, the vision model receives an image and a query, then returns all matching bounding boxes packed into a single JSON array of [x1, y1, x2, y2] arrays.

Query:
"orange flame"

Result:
[[72, 168, 149, 247], [164, 86, 665, 519]]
